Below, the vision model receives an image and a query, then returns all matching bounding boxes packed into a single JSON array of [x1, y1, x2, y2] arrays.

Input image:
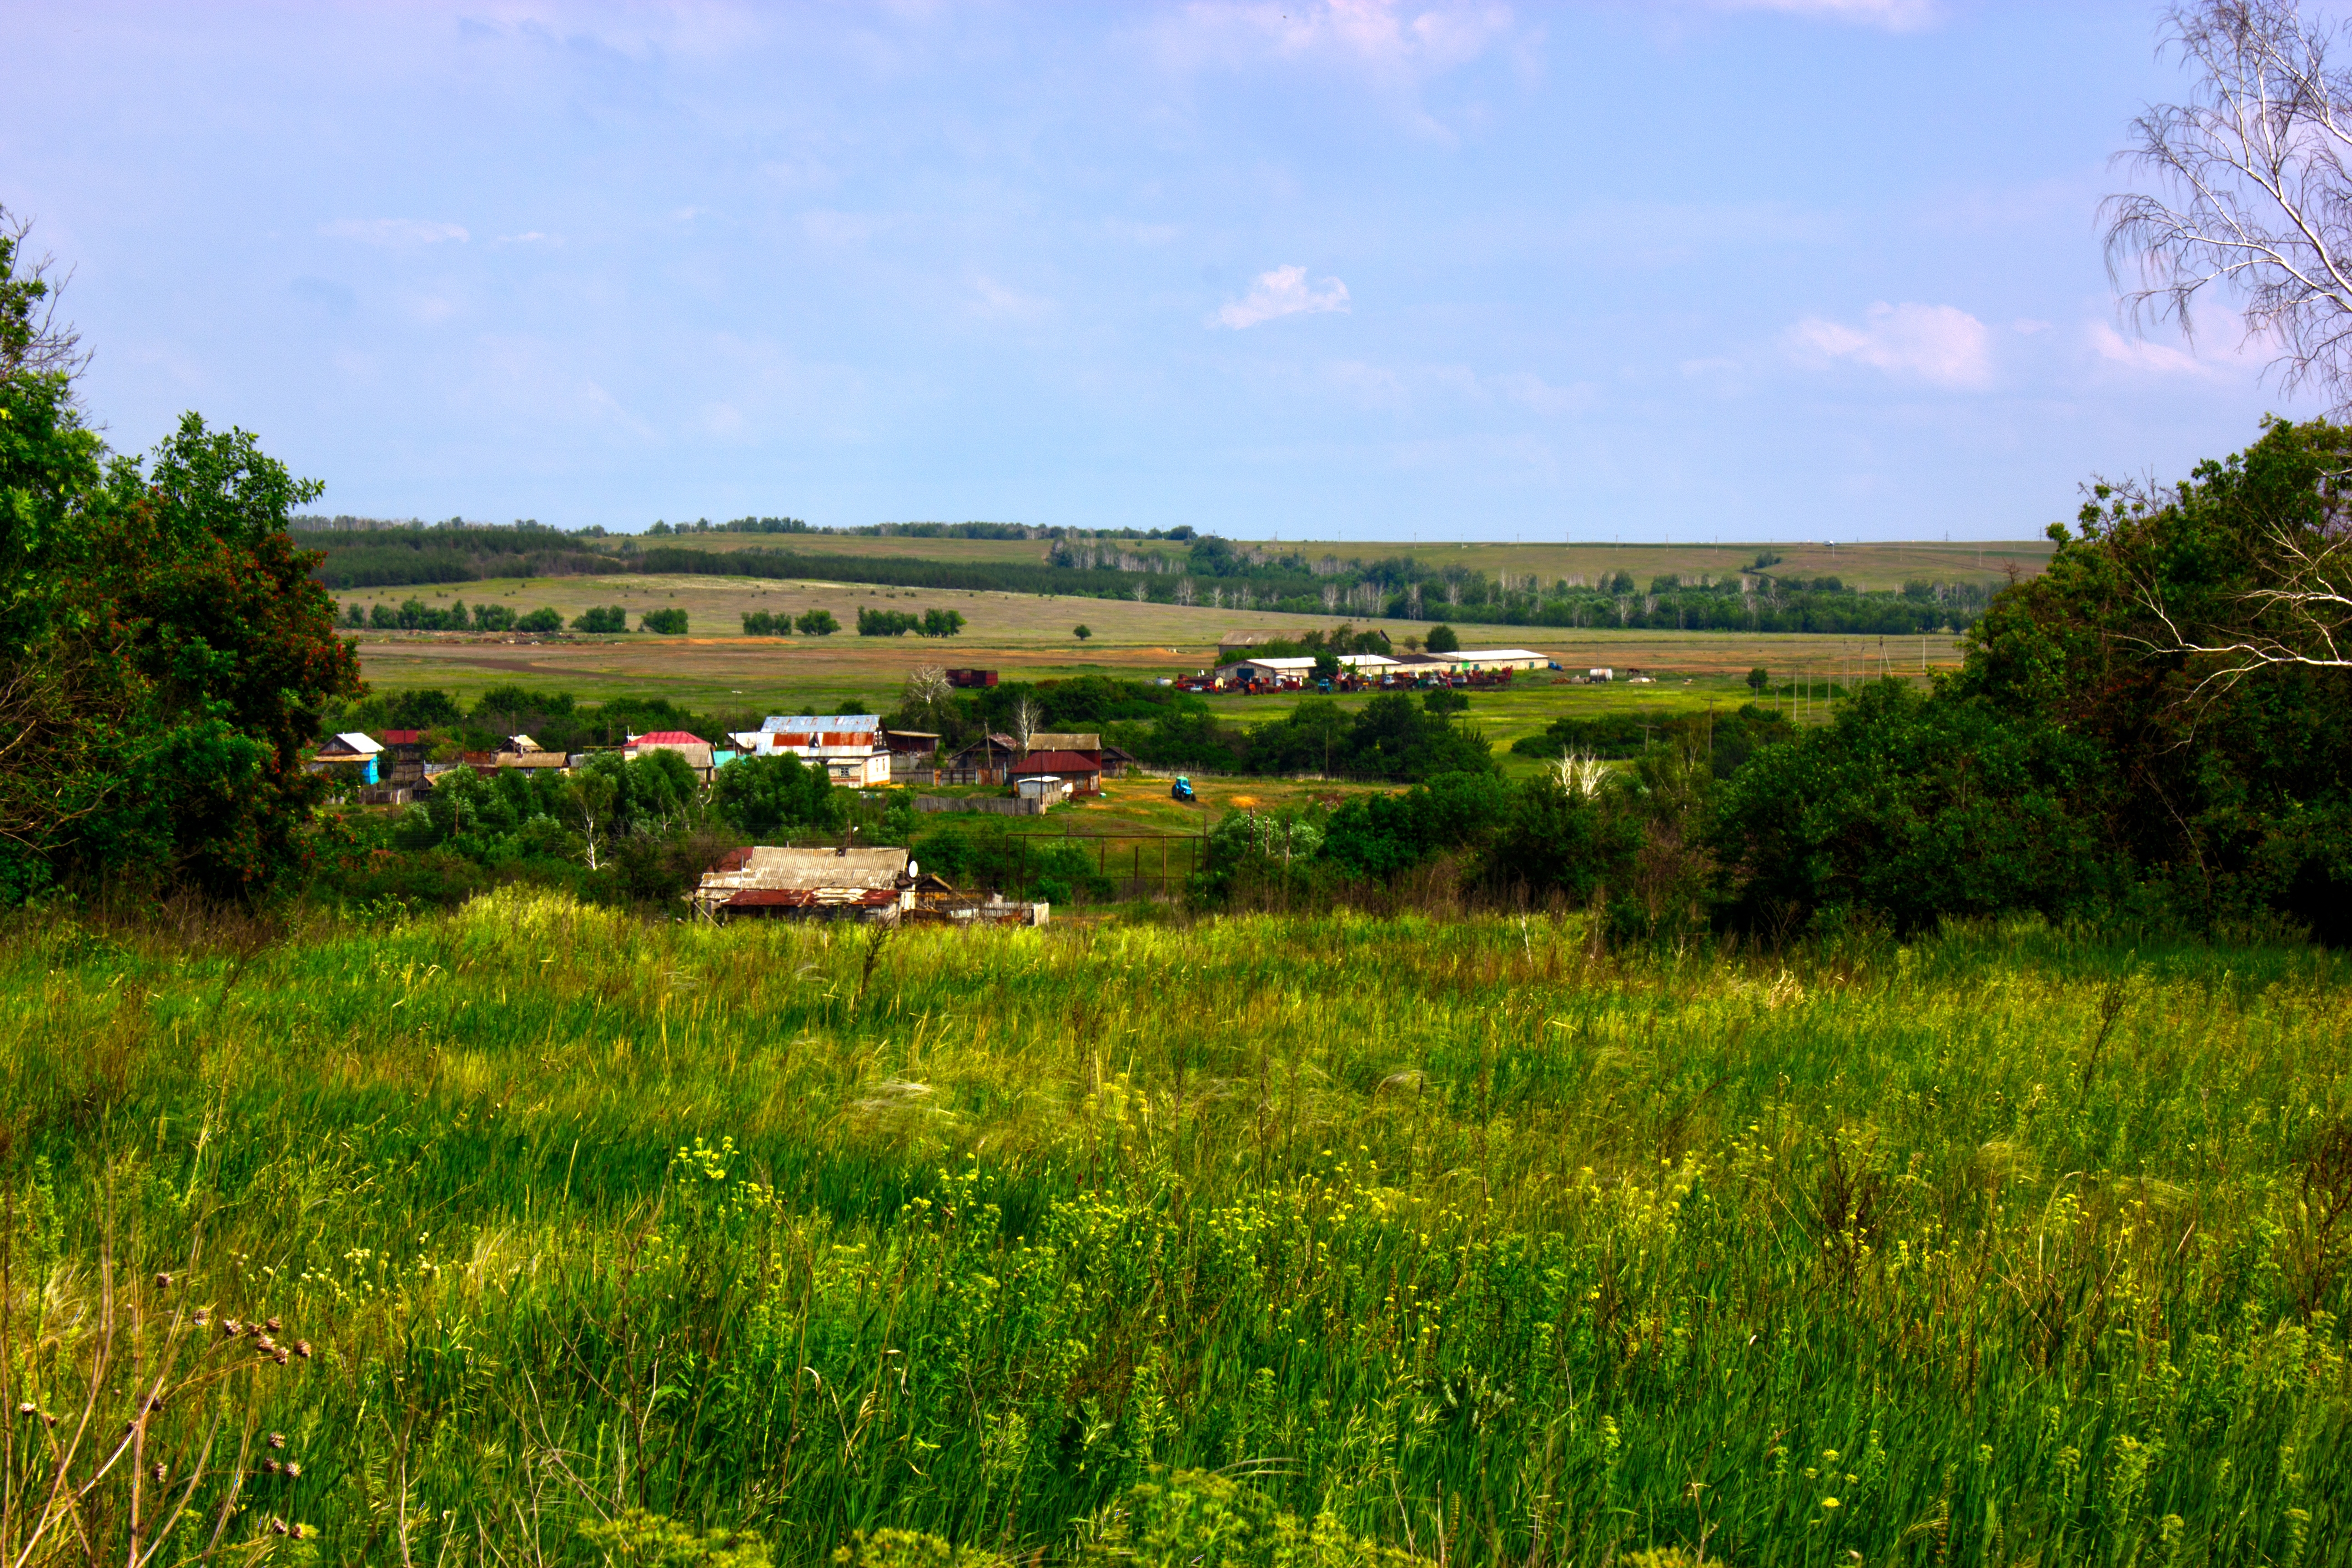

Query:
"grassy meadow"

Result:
[[5, 893, 2347, 1565]]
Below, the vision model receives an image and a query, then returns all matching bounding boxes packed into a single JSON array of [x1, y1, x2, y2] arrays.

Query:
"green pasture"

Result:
[[4, 896, 2346, 1564]]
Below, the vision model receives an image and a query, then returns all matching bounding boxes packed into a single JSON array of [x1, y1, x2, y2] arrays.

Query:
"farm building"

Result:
[[624, 730, 716, 779], [946, 668, 998, 689], [1212, 655, 1317, 684], [309, 732, 383, 784], [1011, 749, 1101, 796], [1029, 732, 1101, 766], [689, 845, 915, 925], [732, 715, 892, 786], [880, 729, 940, 780], [940, 733, 1019, 785], [380, 729, 427, 784], [1450, 648, 1549, 671], [1014, 774, 1071, 805], [497, 734, 569, 771]]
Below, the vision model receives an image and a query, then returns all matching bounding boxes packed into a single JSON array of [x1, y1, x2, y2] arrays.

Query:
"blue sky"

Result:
[[6, 0, 2319, 540]]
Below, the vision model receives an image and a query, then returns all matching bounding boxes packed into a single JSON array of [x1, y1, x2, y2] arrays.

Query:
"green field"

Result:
[[339, 571, 1961, 764], [635, 534, 2055, 595], [4, 898, 2345, 1566]]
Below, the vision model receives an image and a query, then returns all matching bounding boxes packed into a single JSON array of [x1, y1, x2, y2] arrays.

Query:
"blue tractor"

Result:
[[1171, 775, 1197, 804]]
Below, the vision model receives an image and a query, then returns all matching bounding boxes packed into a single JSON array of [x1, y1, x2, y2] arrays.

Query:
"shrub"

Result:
[[517, 607, 564, 633], [573, 605, 627, 633], [641, 608, 689, 635], [796, 608, 840, 636]]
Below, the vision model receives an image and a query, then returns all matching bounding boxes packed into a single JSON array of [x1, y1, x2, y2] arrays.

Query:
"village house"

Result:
[[625, 730, 717, 780], [689, 845, 915, 924], [309, 731, 383, 784], [728, 715, 891, 786]]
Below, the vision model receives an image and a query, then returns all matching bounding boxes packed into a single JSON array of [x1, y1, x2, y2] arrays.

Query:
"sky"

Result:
[[4, 0, 2326, 541]]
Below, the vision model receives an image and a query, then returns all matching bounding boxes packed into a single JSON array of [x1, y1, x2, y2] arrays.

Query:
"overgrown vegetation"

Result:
[[3, 902, 2345, 1563]]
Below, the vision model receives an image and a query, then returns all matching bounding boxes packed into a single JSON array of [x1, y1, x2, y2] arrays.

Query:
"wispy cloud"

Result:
[[1213, 265, 1351, 329], [321, 218, 469, 245], [1711, 0, 1936, 31], [1159, 0, 1517, 78], [972, 276, 1053, 322], [494, 231, 562, 246], [2087, 322, 2216, 377], [1784, 301, 1990, 389]]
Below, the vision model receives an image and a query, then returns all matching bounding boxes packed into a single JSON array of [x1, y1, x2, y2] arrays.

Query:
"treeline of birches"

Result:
[[1041, 533, 1991, 634]]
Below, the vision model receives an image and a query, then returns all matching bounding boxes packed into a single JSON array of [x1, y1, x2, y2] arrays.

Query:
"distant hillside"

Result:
[[290, 520, 625, 588]]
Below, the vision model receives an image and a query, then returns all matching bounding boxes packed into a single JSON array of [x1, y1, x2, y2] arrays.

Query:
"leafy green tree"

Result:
[[741, 610, 788, 635], [1953, 415, 2352, 937], [641, 607, 688, 634], [1073, 623, 1092, 641], [517, 607, 563, 633], [1710, 680, 2107, 936], [1423, 623, 1460, 653], [918, 608, 964, 637], [1339, 691, 1493, 781], [857, 607, 918, 636], [1746, 666, 1769, 694], [0, 352, 363, 899], [369, 603, 398, 630], [710, 753, 841, 839], [796, 608, 839, 636], [472, 601, 516, 632], [573, 605, 627, 633], [1422, 688, 1467, 715]]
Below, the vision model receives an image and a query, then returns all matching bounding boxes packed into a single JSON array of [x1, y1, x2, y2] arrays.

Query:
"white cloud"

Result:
[[1712, 0, 1935, 31], [2012, 317, 2052, 335], [1212, 264, 1351, 329], [1492, 371, 1595, 413], [1327, 359, 1408, 408], [800, 209, 889, 246], [1160, 0, 1515, 78], [1784, 301, 1991, 389], [2088, 322, 2215, 377], [321, 218, 469, 246], [494, 231, 562, 246]]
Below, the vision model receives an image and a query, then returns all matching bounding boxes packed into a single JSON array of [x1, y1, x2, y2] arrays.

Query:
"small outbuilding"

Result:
[[1010, 749, 1101, 796]]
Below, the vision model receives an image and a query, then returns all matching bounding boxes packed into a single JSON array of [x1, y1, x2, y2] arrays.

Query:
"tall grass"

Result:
[[2, 891, 2347, 1563]]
